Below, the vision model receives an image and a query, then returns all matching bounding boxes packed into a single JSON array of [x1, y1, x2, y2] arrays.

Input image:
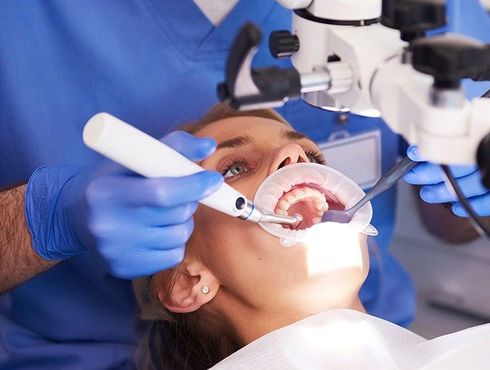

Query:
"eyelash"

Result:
[[305, 150, 326, 165], [220, 158, 250, 179]]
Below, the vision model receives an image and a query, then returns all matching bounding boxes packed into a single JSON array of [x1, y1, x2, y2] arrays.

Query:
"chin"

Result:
[[290, 238, 368, 305], [277, 273, 366, 315], [270, 227, 369, 275]]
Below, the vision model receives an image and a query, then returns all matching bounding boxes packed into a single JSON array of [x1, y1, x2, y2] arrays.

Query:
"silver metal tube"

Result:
[[260, 213, 302, 225], [299, 62, 354, 95], [237, 200, 262, 223], [300, 68, 331, 93], [237, 199, 301, 225]]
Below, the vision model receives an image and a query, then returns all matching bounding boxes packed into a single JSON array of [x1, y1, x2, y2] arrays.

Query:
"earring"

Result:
[[201, 286, 210, 295]]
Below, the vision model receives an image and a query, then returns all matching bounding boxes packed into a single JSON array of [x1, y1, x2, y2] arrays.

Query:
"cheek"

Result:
[[225, 167, 269, 200], [191, 205, 315, 304], [191, 206, 290, 291], [193, 206, 270, 274], [189, 168, 276, 287]]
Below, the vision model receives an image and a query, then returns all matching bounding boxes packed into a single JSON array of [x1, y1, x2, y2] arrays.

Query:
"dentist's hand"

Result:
[[26, 131, 223, 278], [404, 146, 490, 217]]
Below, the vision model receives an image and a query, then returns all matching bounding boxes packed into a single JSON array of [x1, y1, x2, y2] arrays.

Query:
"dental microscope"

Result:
[[217, 0, 490, 237]]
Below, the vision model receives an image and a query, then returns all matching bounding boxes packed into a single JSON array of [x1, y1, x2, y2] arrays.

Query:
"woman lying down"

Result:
[[133, 104, 490, 370]]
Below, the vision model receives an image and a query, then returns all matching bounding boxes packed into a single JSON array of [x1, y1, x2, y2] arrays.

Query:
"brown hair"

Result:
[[133, 103, 291, 370]]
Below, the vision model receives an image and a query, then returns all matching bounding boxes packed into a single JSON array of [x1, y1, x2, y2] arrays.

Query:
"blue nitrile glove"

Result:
[[25, 131, 223, 278], [404, 146, 490, 217]]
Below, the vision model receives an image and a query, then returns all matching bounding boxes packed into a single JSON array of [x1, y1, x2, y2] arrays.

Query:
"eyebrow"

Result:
[[217, 135, 254, 150], [216, 130, 314, 151], [281, 130, 311, 142]]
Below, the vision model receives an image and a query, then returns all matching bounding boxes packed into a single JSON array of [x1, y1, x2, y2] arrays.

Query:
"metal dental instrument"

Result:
[[322, 156, 418, 224], [83, 112, 300, 226]]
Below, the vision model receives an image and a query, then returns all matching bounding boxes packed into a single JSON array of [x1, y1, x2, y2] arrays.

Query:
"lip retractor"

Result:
[[254, 163, 378, 247]]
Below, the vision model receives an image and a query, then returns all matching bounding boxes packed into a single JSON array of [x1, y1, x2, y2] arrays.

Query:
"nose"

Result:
[[268, 143, 309, 174]]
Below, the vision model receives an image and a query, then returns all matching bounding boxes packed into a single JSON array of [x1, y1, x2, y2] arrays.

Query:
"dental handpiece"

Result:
[[82, 113, 299, 226]]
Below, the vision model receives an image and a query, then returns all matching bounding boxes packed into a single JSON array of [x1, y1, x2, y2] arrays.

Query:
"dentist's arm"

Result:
[[0, 185, 57, 293], [0, 131, 223, 292], [24, 131, 222, 280]]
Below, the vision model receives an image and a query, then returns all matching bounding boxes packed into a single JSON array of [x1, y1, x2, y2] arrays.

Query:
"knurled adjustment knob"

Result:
[[381, 0, 446, 42], [269, 30, 300, 59], [412, 34, 488, 89]]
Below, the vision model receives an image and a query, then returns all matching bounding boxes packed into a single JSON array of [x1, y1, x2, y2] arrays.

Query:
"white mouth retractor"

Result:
[[254, 163, 378, 247]]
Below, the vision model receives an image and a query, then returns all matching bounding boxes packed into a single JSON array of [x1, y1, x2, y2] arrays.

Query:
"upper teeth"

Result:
[[275, 186, 328, 216]]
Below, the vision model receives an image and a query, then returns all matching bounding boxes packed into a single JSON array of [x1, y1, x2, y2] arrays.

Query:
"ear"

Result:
[[158, 261, 220, 314]]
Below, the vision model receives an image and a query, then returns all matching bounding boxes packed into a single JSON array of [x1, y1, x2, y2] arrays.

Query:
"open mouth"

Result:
[[274, 183, 344, 230], [254, 163, 376, 243]]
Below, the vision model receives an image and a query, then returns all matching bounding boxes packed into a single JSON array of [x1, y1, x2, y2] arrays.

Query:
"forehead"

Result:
[[194, 116, 294, 142]]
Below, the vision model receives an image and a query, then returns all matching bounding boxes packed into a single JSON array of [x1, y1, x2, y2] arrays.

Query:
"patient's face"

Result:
[[191, 116, 368, 314]]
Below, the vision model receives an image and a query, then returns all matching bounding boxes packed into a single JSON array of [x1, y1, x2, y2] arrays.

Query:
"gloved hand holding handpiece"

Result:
[[25, 131, 223, 279]]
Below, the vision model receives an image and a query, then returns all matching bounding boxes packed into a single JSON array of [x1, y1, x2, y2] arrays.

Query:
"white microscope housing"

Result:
[[280, 0, 490, 165], [218, 0, 490, 184]]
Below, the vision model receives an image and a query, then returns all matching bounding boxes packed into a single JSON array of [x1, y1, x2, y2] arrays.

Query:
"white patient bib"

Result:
[[211, 309, 490, 369]]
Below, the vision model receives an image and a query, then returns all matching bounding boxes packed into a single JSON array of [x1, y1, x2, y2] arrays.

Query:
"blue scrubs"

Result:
[[12, 0, 490, 367]]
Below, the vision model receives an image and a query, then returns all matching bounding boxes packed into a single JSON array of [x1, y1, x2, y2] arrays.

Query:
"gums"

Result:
[[276, 184, 345, 230]]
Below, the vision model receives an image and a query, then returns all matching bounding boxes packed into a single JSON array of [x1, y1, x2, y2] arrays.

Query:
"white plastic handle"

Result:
[[83, 112, 246, 217]]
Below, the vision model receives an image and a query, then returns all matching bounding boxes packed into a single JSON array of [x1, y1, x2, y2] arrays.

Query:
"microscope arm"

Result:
[[369, 32, 490, 190], [370, 51, 490, 167], [218, 0, 490, 188], [217, 23, 303, 110], [217, 23, 346, 110]]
